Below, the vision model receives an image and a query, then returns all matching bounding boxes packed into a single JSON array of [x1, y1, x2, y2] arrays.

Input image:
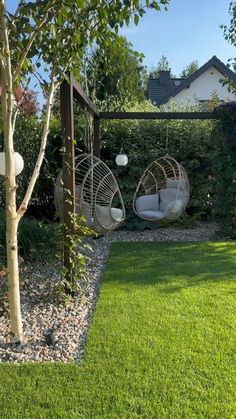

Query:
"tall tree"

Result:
[[149, 55, 172, 79], [81, 36, 147, 103], [180, 60, 199, 78], [0, 0, 170, 343], [221, 1, 236, 93]]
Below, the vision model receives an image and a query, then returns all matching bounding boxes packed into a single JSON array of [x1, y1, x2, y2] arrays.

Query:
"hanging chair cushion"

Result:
[[95, 205, 123, 229], [135, 194, 160, 213], [111, 207, 123, 221], [166, 178, 187, 191], [162, 199, 183, 215], [160, 188, 185, 213], [138, 210, 165, 220], [81, 201, 92, 224]]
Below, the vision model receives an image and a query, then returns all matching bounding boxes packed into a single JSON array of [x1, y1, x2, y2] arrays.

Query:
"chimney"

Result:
[[159, 71, 171, 85]]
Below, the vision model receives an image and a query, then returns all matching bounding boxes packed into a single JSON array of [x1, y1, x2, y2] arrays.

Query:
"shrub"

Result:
[[211, 102, 236, 233], [0, 209, 59, 266], [0, 112, 63, 218]]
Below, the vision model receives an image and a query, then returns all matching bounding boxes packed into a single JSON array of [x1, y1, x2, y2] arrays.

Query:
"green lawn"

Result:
[[1, 242, 236, 418]]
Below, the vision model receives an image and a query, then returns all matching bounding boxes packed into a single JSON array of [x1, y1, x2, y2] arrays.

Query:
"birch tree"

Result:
[[0, 0, 169, 343]]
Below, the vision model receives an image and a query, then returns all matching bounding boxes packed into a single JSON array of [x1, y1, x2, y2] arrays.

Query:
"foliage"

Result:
[[220, 1, 236, 93], [0, 209, 59, 265], [78, 36, 147, 103], [60, 213, 93, 297], [100, 99, 216, 229], [0, 87, 39, 115], [1, 242, 236, 417], [149, 55, 173, 78], [7, 0, 170, 90], [0, 111, 62, 217], [211, 101, 236, 233], [179, 60, 199, 78]]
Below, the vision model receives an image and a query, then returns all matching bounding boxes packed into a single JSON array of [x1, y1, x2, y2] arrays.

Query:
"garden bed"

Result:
[[0, 221, 222, 362]]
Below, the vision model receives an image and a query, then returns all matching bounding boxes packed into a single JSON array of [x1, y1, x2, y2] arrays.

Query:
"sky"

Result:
[[7, 0, 235, 89], [119, 0, 235, 75]]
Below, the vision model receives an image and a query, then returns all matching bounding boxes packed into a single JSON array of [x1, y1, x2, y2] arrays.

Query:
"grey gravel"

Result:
[[0, 221, 222, 363]]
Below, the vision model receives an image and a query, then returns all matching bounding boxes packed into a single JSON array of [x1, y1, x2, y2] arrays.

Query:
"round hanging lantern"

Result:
[[0, 152, 24, 176], [115, 154, 128, 166], [115, 147, 128, 166]]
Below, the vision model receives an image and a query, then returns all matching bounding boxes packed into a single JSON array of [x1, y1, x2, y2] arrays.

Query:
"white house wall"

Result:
[[172, 66, 235, 106]]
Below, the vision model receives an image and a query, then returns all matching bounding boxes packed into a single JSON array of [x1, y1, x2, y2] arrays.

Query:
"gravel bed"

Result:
[[0, 222, 222, 363]]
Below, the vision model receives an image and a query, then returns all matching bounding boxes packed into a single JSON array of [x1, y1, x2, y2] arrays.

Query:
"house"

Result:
[[148, 56, 236, 107]]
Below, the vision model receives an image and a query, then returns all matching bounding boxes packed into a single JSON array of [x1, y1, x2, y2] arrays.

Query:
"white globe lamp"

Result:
[[0, 152, 24, 176], [115, 147, 128, 167]]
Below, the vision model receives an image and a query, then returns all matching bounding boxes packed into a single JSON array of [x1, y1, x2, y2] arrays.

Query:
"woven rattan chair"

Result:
[[133, 156, 189, 224], [54, 154, 125, 235]]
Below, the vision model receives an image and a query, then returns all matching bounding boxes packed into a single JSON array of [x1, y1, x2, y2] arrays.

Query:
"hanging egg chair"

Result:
[[133, 156, 190, 224], [54, 154, 125, 235]]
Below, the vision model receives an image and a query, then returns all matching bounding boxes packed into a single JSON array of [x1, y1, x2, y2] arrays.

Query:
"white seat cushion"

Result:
[[111, 207, 123, 222], [166, 178, 187, 190], [160, 188, 184, 212], [163, 199, 183, 215], [95, 205, 123, 228], [139, 210, 165, 220], [135, 194, 159, 212], [171, 199, 183, 213]]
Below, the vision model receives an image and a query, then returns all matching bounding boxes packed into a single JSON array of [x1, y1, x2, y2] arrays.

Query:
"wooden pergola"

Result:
[[60, 72, 220, 277]]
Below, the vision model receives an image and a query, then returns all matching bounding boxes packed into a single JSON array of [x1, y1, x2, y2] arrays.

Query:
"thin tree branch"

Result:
[[17, 67, 57, 218], [12, 0, 57, 84], [8, 0, 25, 35]]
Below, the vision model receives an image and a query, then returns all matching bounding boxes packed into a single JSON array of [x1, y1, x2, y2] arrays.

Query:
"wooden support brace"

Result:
[[60, 77, 75, 281]]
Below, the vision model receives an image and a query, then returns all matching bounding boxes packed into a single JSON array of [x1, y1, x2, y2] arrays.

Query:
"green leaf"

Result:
[[134, 14, 139, 26]]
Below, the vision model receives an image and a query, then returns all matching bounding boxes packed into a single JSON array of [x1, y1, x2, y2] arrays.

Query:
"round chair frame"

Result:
[[54, 154, 125, 235], [133, 156, 190, 224]]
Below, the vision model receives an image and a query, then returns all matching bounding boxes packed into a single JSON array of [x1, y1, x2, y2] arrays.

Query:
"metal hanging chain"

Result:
[[88, 112, 94, 213], [88, 111, 94, 157], [165, 122, 169, 155]]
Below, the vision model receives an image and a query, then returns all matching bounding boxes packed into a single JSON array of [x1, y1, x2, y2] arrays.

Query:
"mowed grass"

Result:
[[1, 242, 236, 418]]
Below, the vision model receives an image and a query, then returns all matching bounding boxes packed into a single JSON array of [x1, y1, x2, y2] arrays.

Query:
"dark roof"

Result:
[[148, 56, 236, 106]]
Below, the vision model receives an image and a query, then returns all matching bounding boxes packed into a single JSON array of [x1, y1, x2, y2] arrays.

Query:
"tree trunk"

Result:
[[6, 210, 22, 342], [1, 0, 23, 342], [2, 78, 23, 343]]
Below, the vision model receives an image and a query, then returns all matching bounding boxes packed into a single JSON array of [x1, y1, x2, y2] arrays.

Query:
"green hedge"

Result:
[[100, 101, 217, 228], [211, 102, 236, 235]]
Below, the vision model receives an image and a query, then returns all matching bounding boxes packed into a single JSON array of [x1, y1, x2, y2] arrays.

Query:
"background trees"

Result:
[[79, 36, 147, 103], [221, 1, 236, 93], [149, 55, 173, 78], [179, 60, 199, 78], [149, 56, 199, 80]]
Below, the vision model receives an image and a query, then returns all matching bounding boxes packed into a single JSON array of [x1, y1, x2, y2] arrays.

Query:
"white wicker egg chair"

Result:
[[54, 154, 125, 235], [133, 156, 189, 224]]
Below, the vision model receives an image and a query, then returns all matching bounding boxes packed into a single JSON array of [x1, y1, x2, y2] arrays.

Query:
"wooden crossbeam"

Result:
[[100, 111, 219, 120]]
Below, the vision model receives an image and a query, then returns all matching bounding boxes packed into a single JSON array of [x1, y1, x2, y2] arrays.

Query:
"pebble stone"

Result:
[[0, 221, 222, 363]]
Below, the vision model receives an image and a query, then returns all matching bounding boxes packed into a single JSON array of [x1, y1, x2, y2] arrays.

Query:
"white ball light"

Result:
[[115, 153, 128, 166], [0, 152, 24, 176]]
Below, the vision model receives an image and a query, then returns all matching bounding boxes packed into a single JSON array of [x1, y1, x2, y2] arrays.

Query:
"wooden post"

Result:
[[93, 116, 100, 158], [60, 76, 75, 284]]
